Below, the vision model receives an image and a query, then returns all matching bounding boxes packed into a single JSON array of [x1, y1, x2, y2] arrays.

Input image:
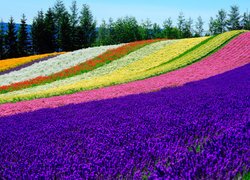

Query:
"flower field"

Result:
[[0, 30, 249, 179]]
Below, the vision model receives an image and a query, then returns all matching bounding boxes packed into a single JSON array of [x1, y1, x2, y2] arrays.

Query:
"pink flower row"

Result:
[[1, 32, 250, 117]]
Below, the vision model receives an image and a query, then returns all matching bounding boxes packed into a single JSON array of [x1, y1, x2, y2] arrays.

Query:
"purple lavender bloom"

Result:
[[0, 63, 249, 179]]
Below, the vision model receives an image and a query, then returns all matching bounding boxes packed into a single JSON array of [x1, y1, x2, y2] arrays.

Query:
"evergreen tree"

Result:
[[152, 23, 162, 38], [44, 8, 56, 52], [97, 20, 109, 45], [70, 0, 79, 50], [242, 12, 250, 30], [107, 18, 116, 44], [0, 20, 4, 59], [59, 12, 72, 51], [163, 17, 173, 37], [163, 18, 180, 39], [17, 14, 29, 56], [139, 19, 153, 40], [183, 18, 193, 38], [215, 9, 227, 33], [209, 17, 217, 35], [53, 0, 67, 50], [79, 4, 96, 48], [195, 16, 204, 37], [5, 17, 18, 58], [177, 12, 185, 37], [113, 16, 140, 43], [32, 11, 46, 54], [227, 5, 241, 30]]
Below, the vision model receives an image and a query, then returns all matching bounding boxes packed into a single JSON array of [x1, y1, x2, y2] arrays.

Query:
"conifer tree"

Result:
[[177, 12, 185, 37], [79, 4, 96, 48], [113, 16, 140, 43], [162, 18, 180, 39], [44, 8, 56, 52], [32, 11, 46, 54], [0, 20, 4, 59], [59, 12, 72, 51], [209, 17, 217, 35], [17, 14, 29, 56], [70, 0, 79, 50], [152, 23, 162, 38], [140, 19, 153, 40], [242, 12, 250, 30], [215, 9, 227, 33], [97, 20, 109, 45], [227, 5, 241, 30], [53, 0, 67, 50], [195, 16, 204, 37], [5, 17, 18, 58], [183, 18, 193, 38]]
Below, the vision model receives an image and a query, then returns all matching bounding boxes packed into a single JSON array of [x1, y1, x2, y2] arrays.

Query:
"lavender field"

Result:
[[0, 63, 249, 179]]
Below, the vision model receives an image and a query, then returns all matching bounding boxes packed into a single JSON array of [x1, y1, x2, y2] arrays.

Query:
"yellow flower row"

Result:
[[0, 52, 65, 72]]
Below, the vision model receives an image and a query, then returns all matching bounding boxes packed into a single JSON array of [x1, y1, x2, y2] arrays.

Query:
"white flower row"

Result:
[[2, 40, 176, 97], [0, 44, 123, 86]]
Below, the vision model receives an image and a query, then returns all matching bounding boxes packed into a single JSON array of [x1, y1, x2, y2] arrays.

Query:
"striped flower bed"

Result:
[[0, 39, 162, 93], [0, 32, 249, 115], [1, 30, 241, 103]]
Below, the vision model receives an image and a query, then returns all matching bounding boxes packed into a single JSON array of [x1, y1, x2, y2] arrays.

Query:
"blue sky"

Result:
[[0, 0, 249, 30]]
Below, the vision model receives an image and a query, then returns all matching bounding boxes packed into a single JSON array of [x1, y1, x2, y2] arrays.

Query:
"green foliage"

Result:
[[5, 17, 18, 58], [152, 23, 162, 38], [79, 4, 96, 48], [195, 16, 204, 37], [242, 12, 250, 30], [177, 12, 185, 36], [182, 18, 193, 38], [59, 12, 72, 51], [53, 0, 67, 51], [0, 20, 4, 59], [17, 14, 29, 56], [139, 19, 153, 40], [96, 20, 110, 45], [216, 9, 228, 34], [70, 0, 80, 50], [163, 18, 181, 39], [44, 8, 56, 52], [112, 16, 140, 43], [227, 5, 241, 30], [32, 11, 47, 54]]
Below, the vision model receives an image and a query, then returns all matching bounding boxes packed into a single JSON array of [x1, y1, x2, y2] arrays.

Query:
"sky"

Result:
[[0, 0, 249, 30]]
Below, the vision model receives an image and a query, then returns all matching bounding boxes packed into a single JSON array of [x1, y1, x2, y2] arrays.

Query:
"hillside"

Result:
[[0, 30, 249, 179]]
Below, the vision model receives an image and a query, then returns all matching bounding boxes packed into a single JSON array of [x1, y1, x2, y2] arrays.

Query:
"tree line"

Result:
[[0, 0, 250, 60]]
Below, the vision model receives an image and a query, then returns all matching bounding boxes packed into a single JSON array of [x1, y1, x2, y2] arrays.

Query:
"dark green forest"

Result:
[[0, 0, 250, 60]]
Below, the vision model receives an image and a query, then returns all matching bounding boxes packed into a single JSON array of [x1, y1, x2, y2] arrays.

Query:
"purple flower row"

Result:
[[0, 63, 249, 179]]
